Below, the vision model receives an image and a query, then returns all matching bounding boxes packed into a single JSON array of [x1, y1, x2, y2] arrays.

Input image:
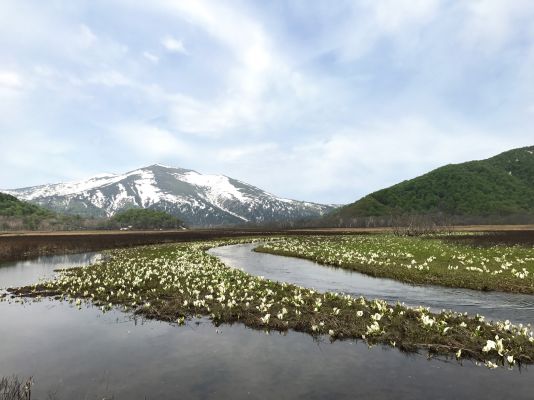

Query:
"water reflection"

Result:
[[0, 252, 102, 290], [0, 250, 532, 399]]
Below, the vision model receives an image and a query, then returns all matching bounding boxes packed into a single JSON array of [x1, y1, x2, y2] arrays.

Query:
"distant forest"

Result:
[[0, 193, 185, 231]]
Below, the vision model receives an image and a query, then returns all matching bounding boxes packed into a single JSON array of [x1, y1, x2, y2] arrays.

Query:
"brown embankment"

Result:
[[1, 224, 534, 262], [0, 229, 277, 262]]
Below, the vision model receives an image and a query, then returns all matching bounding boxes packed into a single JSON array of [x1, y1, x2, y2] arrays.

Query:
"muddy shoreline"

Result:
[[0, 229, 277, 262], [0, 229, 371, 262], [2, 226, 534, 262]]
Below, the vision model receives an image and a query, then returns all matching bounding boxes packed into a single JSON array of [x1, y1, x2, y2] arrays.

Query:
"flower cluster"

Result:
[[257, 235, 534, 292], [7, 238, 534, 369]]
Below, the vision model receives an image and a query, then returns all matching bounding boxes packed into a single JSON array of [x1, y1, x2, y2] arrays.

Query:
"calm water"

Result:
[[0, 249, 533, 399], [208, 243, 534, 325]]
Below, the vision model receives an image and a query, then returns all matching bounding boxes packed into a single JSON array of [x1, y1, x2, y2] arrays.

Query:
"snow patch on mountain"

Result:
[[3, 165, 336, 226]]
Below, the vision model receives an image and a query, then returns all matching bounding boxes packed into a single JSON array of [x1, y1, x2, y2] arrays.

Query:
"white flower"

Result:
[[485, 361, 498, 369], [260, 314, 270, 324], [366, 321, 381, 335], [421, 314, 435, 327], [482, 340, 496, 353]]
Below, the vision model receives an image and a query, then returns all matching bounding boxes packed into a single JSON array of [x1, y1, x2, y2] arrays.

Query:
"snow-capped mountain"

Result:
[[3, 165, 335, 226]]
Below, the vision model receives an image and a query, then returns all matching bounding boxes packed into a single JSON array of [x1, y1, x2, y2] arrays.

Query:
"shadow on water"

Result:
[[0, 249, 533, 399]]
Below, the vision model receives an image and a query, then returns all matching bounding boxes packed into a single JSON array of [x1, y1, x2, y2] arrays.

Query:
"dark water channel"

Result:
[[0, 248, 533, 399]]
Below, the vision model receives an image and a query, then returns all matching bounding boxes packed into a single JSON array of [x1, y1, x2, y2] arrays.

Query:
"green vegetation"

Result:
[[0, 192, 54, 230], [6, 239, 533, 368], [329, 146, 534, 225], [110, 208, 184, 230], [0, 192, 91, 231], [0, 193, 185, 231], [0, 192, 53, 218], [255, 235, 534, 294]]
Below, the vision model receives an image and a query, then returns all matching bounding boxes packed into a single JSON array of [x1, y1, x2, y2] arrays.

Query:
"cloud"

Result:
[[1, 1, 533, 203], [131, 0, 321, 138], [215, 116, 531, 203], [0, 130, 78, 188], [216, 143, 278, 162], [113, 123, 191, 158], [78, 24, 98, 48], [87, 70, 131, 87], [362, 0, 440, 34], [460, 0, 534, 51], [143, 51, 159, 63], [0, 70, 23, 89], [162, 36, 187, 54]]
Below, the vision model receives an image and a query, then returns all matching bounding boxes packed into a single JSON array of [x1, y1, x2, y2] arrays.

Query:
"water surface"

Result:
[[0, 249, 533, 399], [208, 243, 534, 325]]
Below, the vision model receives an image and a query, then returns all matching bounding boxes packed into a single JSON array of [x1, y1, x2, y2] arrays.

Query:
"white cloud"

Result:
[[461, 0, 534, 51], [0, 131, 78, 188], [216, 143, 278, 162], [0, 1, 533, 203], [78, 24, 97, 48], [362, 0, 440, 34], [114, 123, 191, 157], [143, 51, 159, 63], [138, 0, 320, 137], [87, 70, 131, 87], [162, 36, 187, 54], [232, 116, 531, 203], [0, 70, 23, 89]]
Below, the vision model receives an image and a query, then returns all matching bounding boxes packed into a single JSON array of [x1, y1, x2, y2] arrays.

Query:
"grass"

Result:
[[255, 235, 534, 294], [0, 376, 32, 400], [4, 238, 534, 369]]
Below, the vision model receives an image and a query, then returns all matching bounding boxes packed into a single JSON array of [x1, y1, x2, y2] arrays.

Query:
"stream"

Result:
[[0, 246, 532, 399]]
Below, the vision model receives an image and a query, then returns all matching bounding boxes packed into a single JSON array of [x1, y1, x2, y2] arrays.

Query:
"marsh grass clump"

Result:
[[0, 376, 32, 400], [256, 235, 534, 294], [7, 238, 534, 369]]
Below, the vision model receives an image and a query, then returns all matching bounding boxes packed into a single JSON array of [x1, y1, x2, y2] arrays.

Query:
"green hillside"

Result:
[[330, 146, 534, 224], [0, 192, 186, 231], [0, 192, 56, 230], [110, 208, 185, 230], [0, 192, 53, 217], [0, 193, 54, 218]]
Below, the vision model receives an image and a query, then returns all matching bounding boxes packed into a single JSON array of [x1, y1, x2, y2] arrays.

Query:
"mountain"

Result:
[[329, 146, 534, 224], [3, 165, 334, 227]]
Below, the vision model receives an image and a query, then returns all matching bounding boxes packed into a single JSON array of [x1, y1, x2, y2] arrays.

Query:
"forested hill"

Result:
[[0, 192, 57, 230], [329, 146, 534, 224], [0, 192, 53, 218]]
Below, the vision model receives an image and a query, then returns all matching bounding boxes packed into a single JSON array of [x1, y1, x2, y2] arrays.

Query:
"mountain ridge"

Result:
[[3, 164, 335, 227]]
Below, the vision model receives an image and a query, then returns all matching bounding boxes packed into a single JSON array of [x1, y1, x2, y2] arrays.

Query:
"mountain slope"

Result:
[[3, 165, 334, 226], [0, 192, 53, 218], [0, 192, 57, 230], [330, 146, 534, 223]]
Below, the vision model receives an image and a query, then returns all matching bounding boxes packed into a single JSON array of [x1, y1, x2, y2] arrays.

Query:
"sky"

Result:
[[1, 0, 533, 204]]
